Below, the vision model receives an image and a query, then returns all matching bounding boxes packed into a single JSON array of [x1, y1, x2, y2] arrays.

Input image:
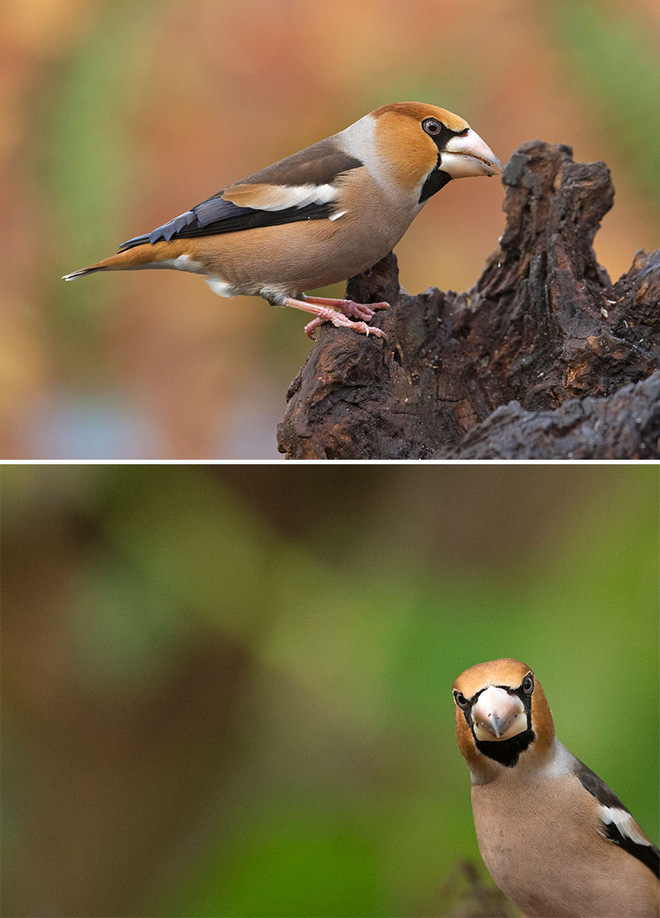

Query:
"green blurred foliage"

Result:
[[553, 0, 660, 207], [47, 2, 152, 342], [1, 466, 657, 917]]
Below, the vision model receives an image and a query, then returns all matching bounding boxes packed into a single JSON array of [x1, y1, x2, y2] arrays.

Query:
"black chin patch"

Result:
[[475, 729, 535, 767], [419, 168, 452, 203]]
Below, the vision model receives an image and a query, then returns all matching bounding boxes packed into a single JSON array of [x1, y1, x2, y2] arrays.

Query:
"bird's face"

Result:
[[453, 659, 555, 772], [370, 102, 503, 203]]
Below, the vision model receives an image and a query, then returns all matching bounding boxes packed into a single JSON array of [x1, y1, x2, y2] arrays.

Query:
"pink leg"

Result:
[[283, 297, 387, 341], [302, 294, 390, 322]]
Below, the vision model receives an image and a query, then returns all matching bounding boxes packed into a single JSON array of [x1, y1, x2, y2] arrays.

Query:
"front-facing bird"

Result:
[[63, 103, 502, 339], [453, 659, 659, 918]]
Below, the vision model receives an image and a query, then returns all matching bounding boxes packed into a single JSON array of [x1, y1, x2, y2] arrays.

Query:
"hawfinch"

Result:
[[63, 102, 502, 339], [453, 659, 659, 918]]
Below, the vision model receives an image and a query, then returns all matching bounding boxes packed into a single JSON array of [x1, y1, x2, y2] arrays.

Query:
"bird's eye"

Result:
[[422, 118, 442, 136], [522, 673, 534, 694], [454, 691, 469, 710]]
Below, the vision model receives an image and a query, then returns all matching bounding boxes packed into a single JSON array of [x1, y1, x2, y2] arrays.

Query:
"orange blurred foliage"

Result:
[[1, 0, 658, 458]]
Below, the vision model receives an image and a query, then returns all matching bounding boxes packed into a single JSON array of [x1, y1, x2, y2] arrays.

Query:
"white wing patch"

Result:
[[223, 182, 337, 212], [600, 806, 653, 847]]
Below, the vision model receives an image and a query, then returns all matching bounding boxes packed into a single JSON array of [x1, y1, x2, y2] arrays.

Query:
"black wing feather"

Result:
[[602, 818, 660, 878], [576, 762, 660, 878], [118, 195, 332, 252]]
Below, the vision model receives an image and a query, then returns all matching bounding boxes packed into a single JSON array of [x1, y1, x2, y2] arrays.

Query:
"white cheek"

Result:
[[337, 115, 388, 188]]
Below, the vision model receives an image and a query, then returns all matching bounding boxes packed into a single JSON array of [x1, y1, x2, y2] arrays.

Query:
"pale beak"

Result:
[[440, 128, 503, 179], [471, 686, 527, 742]]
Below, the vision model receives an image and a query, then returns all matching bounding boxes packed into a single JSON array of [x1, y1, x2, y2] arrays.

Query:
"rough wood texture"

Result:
[[277, 141, 660, 459]]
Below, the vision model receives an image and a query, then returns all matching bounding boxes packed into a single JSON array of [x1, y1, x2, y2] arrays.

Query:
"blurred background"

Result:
[[2, 464, 658, 917], [1, 0, 660, 458]]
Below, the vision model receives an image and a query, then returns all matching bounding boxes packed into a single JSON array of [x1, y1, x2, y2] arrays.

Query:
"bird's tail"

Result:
[[62, 243, 175, 281], [62, 264, 108, 280]]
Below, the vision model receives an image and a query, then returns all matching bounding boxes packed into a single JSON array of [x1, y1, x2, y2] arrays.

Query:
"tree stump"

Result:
[[277, 141, 660, 459]]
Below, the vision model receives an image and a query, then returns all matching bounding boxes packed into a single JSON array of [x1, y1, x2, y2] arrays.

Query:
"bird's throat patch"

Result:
[[475, 729, 535, 767], [419, 167, 451, 203]]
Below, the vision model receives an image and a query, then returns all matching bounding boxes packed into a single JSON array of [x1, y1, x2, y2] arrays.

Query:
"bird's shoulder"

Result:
[[233, 134, 363, 191]]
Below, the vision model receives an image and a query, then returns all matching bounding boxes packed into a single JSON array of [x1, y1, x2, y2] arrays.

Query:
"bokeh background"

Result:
[[2, 464, 658, 917], [1, 0, 660, 458]]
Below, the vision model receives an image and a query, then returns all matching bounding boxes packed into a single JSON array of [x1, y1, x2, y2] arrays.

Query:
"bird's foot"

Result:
[[303, 309, 388, 341], [284, 297, 387, 341], [302, 295, 390, 322]]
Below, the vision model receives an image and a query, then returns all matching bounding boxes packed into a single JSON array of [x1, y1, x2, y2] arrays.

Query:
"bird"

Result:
[[63, 102, 502, 339], [452, 658, 659, 918]]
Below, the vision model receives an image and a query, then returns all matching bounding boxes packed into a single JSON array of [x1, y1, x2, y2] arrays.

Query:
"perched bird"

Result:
[[452, 658, 659, 918], [63, 102, 502, 339]]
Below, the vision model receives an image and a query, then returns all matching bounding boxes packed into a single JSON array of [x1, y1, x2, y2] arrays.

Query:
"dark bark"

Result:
[[277, 141, 660, 460]]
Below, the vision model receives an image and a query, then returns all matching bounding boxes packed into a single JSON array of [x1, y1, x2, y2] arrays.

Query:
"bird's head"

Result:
[[452, 659, 555, 776], [368, 101, 503, 203]]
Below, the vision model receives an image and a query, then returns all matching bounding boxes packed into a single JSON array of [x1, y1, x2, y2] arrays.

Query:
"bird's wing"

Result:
[[118, 137, 362, 252], [576, 761, 659, 878]]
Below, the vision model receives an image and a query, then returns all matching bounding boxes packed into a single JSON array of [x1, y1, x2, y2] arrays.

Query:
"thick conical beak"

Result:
[[471, 686, 527, 742], [440, 128, 503, 179]]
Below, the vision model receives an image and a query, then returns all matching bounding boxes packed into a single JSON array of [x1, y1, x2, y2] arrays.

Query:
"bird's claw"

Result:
[[303, 310, 387, 341], [336, 299, 391, 322]]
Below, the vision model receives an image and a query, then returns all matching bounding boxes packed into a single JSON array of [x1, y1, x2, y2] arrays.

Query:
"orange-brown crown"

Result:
[[372, 102, 468, 133]]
